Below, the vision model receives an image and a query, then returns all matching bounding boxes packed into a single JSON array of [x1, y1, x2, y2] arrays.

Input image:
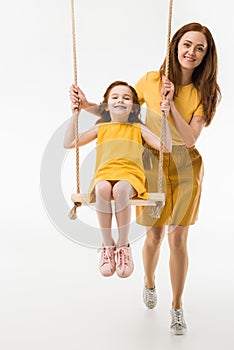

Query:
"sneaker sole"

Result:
[[170, 328, 187, 335], [145, 303, 157, 309]]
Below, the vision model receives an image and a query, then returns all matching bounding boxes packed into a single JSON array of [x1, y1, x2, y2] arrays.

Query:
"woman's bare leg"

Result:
[[143, 226, 165, 288], [168, 225, 189, 309]]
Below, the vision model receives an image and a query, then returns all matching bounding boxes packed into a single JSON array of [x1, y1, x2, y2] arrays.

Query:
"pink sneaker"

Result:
[[115, 244, 134, 278], [98, 245, 116, 277]]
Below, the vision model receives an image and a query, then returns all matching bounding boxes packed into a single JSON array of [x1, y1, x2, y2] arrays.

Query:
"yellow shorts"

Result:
[[136, 145, 204, 226]]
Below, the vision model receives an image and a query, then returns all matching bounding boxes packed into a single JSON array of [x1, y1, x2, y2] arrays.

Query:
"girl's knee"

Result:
[[95, 181, 112, 199], [112, 181, 134, 200]]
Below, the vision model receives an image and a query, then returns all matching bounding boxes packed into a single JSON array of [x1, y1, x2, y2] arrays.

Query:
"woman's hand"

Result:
[[69, 84, 89, 113], [160, 99, 171, 115], [161, 76, 175, 103]]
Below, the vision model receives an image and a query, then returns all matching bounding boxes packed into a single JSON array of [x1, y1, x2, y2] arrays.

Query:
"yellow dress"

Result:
[[134, 71, 205, 226], [89, 122, 148, 202], [134, 71, 204, 145]]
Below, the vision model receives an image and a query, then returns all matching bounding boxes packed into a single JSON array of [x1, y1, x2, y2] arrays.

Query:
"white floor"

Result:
[[1, 210, 233, 350]]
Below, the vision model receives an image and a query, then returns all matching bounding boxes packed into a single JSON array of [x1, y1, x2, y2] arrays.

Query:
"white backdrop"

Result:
[[0, 1, 234, 349]]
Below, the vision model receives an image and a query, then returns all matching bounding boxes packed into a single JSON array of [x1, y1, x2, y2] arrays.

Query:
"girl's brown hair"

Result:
[[160, 22, 221, 126], [96, 81, 143, 124]]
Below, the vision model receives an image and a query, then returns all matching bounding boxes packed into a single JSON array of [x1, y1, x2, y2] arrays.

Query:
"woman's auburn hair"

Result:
[[96, 81, 143, 124], [160, 22, 221, 126]]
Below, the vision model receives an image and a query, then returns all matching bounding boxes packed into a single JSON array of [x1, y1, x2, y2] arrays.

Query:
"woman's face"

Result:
[[107, 85, 133, 122], [177, 31, 208, 71]]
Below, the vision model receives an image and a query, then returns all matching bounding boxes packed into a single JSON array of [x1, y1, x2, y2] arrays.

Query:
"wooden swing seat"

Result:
[[71, 192, 165, 206]]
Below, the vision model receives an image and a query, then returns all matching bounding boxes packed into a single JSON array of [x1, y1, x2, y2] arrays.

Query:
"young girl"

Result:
[[64, 81, 171, 279]]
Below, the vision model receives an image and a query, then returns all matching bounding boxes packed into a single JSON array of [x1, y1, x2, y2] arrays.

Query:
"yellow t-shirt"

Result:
[[134, 71, 204, 145], [89, 122, 148, 201]]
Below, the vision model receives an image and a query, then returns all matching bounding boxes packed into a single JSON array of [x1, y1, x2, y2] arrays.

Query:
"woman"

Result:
[[69, 22, 221, 335]]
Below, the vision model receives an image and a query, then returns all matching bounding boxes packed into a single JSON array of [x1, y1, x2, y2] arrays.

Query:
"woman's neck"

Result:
[[180, 68, 193, 86]]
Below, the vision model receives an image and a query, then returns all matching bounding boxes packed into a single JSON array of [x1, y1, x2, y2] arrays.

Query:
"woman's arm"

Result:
[[162, 77, 205, 147], [170, 102, 205, 147], [64, 114, 98, 148]]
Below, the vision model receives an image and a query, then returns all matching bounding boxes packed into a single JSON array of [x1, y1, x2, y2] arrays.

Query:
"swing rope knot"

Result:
[[68, 202, 82, 220], [150, 201, 164, 219]]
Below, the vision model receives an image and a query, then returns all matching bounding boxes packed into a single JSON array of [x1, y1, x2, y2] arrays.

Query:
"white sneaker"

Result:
[[143, 285, 157, 309], [170, 308, 187, 335]]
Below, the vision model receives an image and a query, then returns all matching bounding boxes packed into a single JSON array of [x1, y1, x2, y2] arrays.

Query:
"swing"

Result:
[[68, 0, 173, 220]]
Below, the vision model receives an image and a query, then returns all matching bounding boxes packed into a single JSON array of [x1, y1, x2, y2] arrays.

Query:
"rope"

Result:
[[158, 0, 173, 194], [70, 0, 81, 219], [71, 0, 78, 87], [71, 0, 80, 194], [165, 0, 173, 80], [151, 0, 173, 218]]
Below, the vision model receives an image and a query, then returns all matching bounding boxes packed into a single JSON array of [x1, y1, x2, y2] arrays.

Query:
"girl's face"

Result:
[[177, 31, 208, 72], [107, 85, 133, 122]]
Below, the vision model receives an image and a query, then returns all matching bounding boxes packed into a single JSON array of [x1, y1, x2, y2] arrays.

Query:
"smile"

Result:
[[184, 56, 195, 62], [114, 104, 127, 110]]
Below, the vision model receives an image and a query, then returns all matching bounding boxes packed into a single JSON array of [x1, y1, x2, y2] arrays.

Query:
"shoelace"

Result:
[[171, 309, 184, 327], [145, 287, 155, 300], [98, 247, 114, 266], [116, 247, 129, 268]]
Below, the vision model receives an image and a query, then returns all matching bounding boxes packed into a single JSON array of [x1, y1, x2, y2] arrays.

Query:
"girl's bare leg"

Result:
[[112, 180, 136, 247], [95, 181, 114, 246]]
